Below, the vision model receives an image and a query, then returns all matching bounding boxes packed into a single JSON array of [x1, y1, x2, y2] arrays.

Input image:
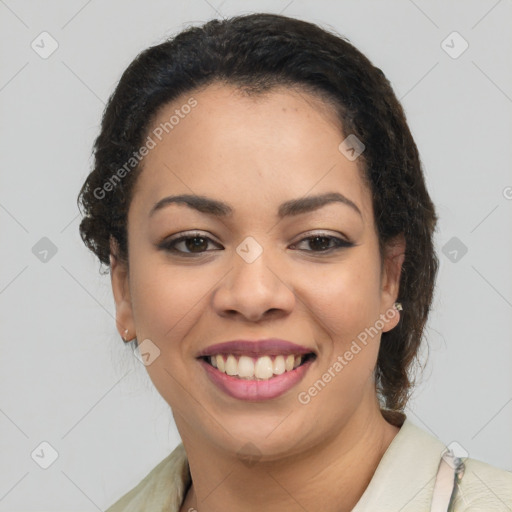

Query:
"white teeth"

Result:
[[225, 355, 238, 376], [238, 356, 255, 378], [254, 356, 274, 379], [207, 353, 309, 380], [273, 355, 285, 375], [216, 354, 225, 372]]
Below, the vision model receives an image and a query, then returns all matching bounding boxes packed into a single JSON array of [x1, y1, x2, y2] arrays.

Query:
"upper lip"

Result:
[[196, 338, 316, 358]]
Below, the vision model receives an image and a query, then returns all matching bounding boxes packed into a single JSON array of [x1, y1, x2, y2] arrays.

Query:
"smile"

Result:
[[203, 353, 316, 380], [198, 352, 316, 401]]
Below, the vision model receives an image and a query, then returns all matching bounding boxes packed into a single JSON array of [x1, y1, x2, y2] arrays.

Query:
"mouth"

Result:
[[199, 352, 316, 380], [196, 339, 317, 401]]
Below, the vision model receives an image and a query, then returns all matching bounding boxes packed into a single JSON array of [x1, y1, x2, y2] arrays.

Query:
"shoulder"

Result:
[[398, 419, 512, 510], [353, 414, 511, 512], [452, 457, 512, 511], [106, 443, 191, 512]]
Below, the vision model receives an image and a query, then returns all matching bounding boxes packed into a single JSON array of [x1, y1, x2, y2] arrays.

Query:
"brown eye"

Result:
[[290, 233, 354, 253], [308, 236, 333, 251], [185, 236, 209, 252], [158, 232, 223, 255]]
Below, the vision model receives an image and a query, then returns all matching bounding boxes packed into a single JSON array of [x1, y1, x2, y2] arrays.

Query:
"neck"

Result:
[[179, 403, 400, 512]]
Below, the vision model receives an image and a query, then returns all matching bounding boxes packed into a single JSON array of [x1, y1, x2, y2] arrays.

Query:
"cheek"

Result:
[[127, 254, 253, 413], [129, 259, 216, 349], [127, 261, 215, 406], [295, 262, 383, 413], [298, 255, 382, 344]]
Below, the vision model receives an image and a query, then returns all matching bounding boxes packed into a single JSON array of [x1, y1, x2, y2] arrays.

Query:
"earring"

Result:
[[394, 302, 403, 311], [122, 329, 130, 342]]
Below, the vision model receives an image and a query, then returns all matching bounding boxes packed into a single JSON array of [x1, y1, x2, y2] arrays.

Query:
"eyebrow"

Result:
[[149, 192, 362, 219]]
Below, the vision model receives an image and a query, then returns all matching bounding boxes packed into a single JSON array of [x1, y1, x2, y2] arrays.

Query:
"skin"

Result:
[[110, 83, 406, 512]]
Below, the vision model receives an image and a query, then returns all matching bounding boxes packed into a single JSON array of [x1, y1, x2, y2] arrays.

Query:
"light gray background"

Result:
[[1, 0, 511, 510]]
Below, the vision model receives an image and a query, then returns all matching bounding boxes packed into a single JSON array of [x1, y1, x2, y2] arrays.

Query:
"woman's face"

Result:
[[111, 83, 404, 459]]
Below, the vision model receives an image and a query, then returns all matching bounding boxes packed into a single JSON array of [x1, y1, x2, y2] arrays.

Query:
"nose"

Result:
[[212, 247, 296, 323]]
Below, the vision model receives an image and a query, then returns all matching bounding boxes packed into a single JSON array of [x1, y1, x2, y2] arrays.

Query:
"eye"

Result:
[[158, 232, 223, 255], [158, 231, 354, 256], [290, 233, 354, 253]]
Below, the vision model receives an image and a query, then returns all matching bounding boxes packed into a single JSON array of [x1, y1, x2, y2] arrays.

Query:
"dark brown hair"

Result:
[[78, 13, 438, 412]]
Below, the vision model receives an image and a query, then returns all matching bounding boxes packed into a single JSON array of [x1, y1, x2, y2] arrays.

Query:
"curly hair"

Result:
[[77, 13, 439, 412]]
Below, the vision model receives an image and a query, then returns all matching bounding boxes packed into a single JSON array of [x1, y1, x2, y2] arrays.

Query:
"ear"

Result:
[[379, 233, 406, 333], [109, 238, 135, 342]]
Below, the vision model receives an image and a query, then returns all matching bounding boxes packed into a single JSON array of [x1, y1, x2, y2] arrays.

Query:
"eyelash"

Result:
[[158, 231, 354, 256]]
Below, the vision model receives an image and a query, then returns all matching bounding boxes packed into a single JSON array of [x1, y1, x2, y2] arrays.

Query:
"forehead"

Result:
[[130, 83, 373, 225]]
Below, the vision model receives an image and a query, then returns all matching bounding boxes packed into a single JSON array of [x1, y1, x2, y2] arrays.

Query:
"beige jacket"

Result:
[[106, 417, 512, 511]]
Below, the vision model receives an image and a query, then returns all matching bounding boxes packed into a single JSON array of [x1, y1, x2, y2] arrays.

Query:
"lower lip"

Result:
[[199, 358, 314, 401]]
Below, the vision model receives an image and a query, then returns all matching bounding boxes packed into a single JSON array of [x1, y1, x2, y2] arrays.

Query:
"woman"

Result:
[[78, 13, 512, 512]]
